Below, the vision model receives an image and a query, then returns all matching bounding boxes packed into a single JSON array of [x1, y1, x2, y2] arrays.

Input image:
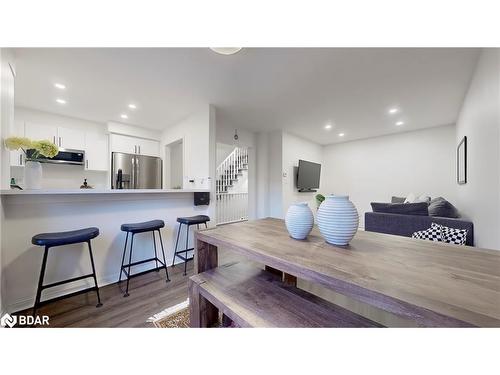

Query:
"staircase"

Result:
[[216, 147, 249, 225]]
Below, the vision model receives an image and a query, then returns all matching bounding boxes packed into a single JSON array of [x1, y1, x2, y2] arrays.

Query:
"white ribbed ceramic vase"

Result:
[[285, 202, 314, 240], [24, 161, 42, 190], [317, 195, 359, 246]]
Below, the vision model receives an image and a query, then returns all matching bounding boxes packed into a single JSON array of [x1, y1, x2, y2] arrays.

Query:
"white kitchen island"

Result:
[[0, 188, 212, 313]]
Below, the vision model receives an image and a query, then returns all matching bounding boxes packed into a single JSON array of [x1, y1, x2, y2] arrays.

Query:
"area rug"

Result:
[[148, 299, 237, 328], [148, 299, 190, 328]]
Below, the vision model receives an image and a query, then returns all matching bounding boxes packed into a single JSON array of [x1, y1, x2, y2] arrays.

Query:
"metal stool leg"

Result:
[[171, 223, 182, 267], [87, 240, 103, 307], [33, 246, 49, 318], [124, 234, 134, 297], [118, 232, 129, 283], [157, 229, 170, 282], [183, 224, 190, 276], [152, 231, 159, 271]]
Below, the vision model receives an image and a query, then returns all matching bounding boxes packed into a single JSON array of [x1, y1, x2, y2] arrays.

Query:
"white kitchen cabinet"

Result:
[[110, 133, 160, 157], [57, 126, 85, 150], [84, 132, 109, 171], [25, 122, 58, 143], [136, 138, 160, 157], [10, 150, 24, 167]]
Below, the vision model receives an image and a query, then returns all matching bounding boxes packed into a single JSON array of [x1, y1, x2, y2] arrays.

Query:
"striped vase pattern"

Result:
[[285, 202, 314, 240], [317, 195, 359, 246]]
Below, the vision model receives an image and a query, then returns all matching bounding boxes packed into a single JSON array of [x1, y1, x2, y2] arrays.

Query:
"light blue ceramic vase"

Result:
[[317, 195, 359, 245], [285, 202, 314, 240]]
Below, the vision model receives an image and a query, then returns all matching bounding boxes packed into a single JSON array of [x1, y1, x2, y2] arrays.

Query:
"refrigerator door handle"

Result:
[[136, 155, 140, 188]]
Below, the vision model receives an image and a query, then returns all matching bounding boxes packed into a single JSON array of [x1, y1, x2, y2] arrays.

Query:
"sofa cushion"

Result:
[[437, 223, 468, 245], [428, 197, 460, 218], [371, 202, 429, 216], [391, 196, 406, 203], [412, 226, 442, 242]]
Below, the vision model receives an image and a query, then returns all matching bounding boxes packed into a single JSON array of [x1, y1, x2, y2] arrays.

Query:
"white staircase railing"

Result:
[[216, 147, 249, 225]]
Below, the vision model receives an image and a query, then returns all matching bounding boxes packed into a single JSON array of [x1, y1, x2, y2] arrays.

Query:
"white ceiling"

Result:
[[14, 48, 479, 145]]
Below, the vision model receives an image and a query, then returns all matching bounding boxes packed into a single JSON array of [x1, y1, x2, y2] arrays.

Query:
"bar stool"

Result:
[[31, 227, 102, 317], [172, 215, 210, 276], [119, 219, 170, 297]]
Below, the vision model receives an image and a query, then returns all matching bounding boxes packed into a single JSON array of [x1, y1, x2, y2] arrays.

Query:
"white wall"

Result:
[[268, 131, 283, 218], [0, 48, 16, 315], [455, 49, 500, 250], [282, 131, 323, 216], [322, 125, 458, 228], [161, 107, 211, 190], [12, 107, 109, 188]]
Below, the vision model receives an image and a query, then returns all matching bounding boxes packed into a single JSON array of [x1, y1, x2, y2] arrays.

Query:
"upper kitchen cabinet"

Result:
[[110, 133, 160, 157], [85, 132, 109, 171], [24, 122, 58, 143], [24, 122, 85, 150], [57, 126, 85, 150]]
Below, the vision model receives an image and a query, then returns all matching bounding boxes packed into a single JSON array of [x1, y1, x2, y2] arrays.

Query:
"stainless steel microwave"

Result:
[[26, 148, 85, 166]]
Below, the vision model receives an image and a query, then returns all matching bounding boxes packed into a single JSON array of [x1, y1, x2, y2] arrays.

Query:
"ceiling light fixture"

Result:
[[54, 83, 66, 90], [56, 98, 66, 104], [128, 104, 137, 109], [210, 47, 242, 55], [388, 108, 399, 114], [396, 121, 404, 126], [338, 133, 345, 137], [324, 124, 332, 130], [120, 114, 128, 119]]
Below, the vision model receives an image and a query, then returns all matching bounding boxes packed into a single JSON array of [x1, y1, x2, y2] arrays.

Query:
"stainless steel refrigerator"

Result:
[[111, 152, 162, 189]]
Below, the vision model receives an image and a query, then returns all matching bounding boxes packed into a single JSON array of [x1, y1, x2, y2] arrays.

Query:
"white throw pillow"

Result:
[[404, 193, 416, 203], [405, 193, 430, 204]]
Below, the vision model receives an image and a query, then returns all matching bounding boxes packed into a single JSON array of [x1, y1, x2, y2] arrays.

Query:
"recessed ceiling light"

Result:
[[54, 83, 66, 90], [210, 47, 242, 55], [120, 114, 128, 119], [324, 124, 332, 130], [128, 104, 137, 109], [388, 108, 399, 114], [56, 98, 66, 104], [338, 133, 345, 137], [396, 121, 404, 126]]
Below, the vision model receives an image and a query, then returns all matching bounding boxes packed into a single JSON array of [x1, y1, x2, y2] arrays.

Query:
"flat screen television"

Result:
[[297, 160, 321, 192]]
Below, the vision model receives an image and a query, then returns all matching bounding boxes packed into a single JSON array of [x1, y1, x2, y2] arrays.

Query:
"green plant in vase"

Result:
[[315, 193, 325, 208], [4, 137, 59, 189]]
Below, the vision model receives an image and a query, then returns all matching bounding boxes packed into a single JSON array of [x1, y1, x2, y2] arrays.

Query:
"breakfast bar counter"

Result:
[[1, 187, 213, 313]]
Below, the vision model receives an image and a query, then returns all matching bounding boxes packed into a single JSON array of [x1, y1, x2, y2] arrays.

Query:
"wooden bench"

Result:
[[189, 262, 383, 328]]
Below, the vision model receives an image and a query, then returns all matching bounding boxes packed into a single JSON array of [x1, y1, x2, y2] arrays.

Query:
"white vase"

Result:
[[317, 195, 359, 246], [285, 202, 314, 240], [24, 161, 43, 190]]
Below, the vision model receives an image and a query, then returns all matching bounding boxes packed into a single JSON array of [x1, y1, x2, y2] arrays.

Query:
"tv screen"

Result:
[[297, 160, 321, 192]]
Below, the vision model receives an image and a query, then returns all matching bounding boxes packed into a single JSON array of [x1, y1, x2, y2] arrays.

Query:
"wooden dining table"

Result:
[[188, 218, 500, 327]]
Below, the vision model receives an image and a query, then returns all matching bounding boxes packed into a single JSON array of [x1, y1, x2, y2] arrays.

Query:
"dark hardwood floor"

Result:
[[19, 262, 193, 328], [18, 248, 243, 328]]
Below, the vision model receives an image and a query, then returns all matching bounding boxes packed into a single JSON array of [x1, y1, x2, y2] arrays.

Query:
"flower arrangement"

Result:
[[4, 137, 59, 159]]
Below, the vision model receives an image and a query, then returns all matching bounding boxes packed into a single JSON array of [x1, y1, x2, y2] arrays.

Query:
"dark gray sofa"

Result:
[[365, 212, 474, 246]]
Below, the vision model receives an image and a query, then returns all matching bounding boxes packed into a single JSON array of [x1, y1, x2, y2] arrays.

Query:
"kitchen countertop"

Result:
[[0, 188, 210, 196]]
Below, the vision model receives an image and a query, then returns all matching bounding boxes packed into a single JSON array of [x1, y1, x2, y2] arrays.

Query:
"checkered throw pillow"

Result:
[[438, 223, 468, 245], [412, 226, 442, 242]]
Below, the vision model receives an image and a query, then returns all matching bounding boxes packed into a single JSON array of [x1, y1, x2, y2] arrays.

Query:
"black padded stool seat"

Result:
[[32, 227, 99, 247], [121, 220, 165, 234], [176, 215, 210, 225]]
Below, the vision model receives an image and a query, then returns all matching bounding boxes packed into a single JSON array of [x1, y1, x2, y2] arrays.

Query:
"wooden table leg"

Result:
[[190, 236, 219, 327]]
